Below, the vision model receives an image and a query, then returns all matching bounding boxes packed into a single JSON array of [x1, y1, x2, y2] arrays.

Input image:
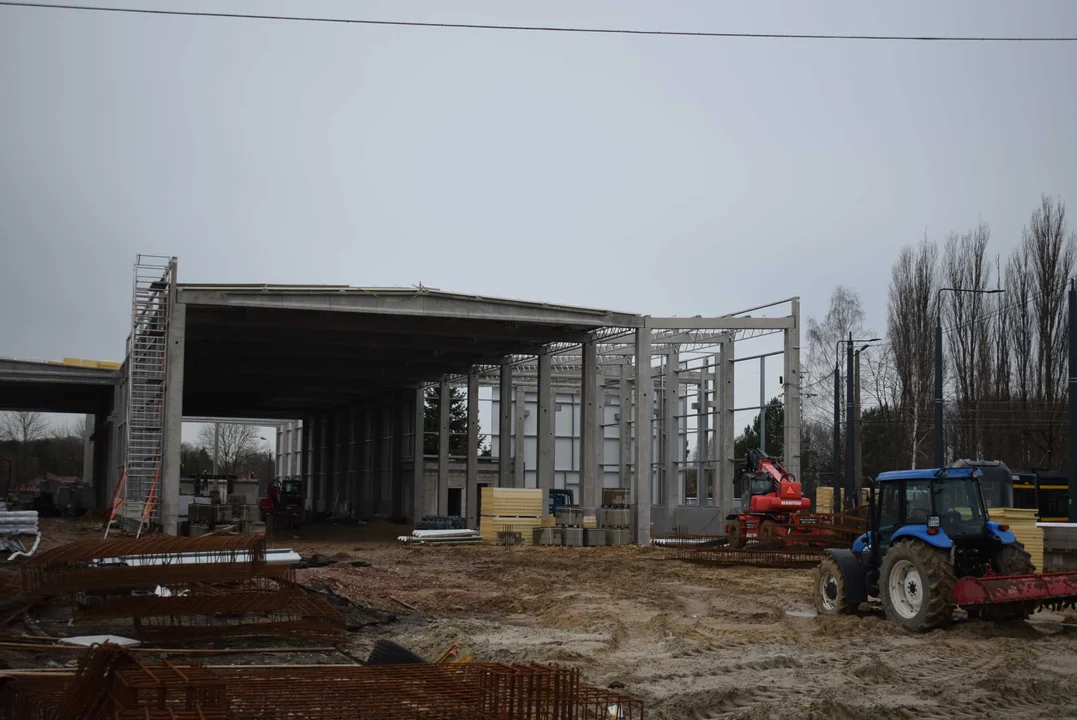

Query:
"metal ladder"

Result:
[[122, 255, 175, 533]]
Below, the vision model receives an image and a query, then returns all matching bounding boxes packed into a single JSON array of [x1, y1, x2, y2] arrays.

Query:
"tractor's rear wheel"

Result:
[[971, 543, 1036, 624], [814, 556, 856, 616], [880, 540, 955, 632], [725, 520, 745, 549]]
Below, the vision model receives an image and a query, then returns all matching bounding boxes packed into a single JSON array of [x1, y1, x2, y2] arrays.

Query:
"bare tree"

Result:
[[804, 285, 870, 423], [942, 222, 993, 459], [0, 411, 48, 444], [196, 423, 262, 475], [887, 239, 938, 467]]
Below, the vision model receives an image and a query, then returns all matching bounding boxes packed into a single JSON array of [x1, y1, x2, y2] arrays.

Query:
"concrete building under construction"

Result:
[[0, 255, 802, 543]]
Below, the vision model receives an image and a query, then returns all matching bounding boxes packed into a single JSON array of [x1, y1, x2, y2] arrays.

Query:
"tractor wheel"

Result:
[[879, 540, 956, 632], [814, 555, 856, 616], [725, 520, 745, 549], [993, 542, 1035, 574], [973, 544, 1035, 624]]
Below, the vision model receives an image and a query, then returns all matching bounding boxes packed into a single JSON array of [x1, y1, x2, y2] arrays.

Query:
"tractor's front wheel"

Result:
[[814, 556, 856, 616], [725, 520, 745, 549], [880, 540, 955, 632]]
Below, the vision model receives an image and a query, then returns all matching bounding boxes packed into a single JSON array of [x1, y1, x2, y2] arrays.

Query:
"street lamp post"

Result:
[[934, 287, 1004, 468], [834, 335, 880, 512]]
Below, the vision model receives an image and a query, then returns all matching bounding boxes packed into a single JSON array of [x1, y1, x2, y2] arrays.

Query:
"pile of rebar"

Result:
[[7, 534, 343, 644], [20, 534, 271, 599], [0, 644, 645, 720]]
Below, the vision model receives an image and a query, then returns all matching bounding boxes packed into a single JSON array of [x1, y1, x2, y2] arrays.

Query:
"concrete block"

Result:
[[602, 488, 630, 506], [555, 505, 584, 527], [188, 523, 210, 537], [584, 528, 607, 547], [532, 527, 564, 546], [562, 527, 583, 547], [599, 507, 630, 528], [606, 528, 631, 546]]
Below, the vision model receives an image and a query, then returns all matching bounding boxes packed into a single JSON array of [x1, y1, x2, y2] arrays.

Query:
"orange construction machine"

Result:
[[724, 448, 820, 548]]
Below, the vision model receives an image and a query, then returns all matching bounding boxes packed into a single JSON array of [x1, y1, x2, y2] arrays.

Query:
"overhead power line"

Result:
[[2, 1, 1077, 42]]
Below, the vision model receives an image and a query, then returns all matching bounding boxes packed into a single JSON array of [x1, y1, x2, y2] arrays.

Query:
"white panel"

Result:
[[555, 438, 575, 471]]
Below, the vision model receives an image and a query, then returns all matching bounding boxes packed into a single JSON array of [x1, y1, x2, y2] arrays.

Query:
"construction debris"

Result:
[[0, 643, 645, 720], [0, 510, 40, 561]]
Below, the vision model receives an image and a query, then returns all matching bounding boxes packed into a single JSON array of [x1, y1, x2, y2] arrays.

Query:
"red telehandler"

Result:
[[723, 448, 823, 548]]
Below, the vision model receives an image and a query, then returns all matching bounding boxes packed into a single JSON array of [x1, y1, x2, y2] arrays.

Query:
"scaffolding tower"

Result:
[[122, 255, 175, 532]]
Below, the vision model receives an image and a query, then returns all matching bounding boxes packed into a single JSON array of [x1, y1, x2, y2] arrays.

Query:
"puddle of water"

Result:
[[784, 608, 817, 618]]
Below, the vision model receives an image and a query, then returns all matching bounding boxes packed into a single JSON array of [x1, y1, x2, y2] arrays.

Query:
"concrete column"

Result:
[[332, 411, 343, 512], [580, 342, 600, 511], [513, 386, 526, 488], [783, 297, 802, 481], [380, 399, 393, 516], [411, 385, 425, 524], [160, 300, 185, 535], [590, 364, 604, 508], [393, 390, 407, 519], [664, 348, 679, 529], [718, 337, 736, 517], [437, 379, 450, 516], [466, 371, 480, 529], [537, 352, 554, 513], [350, 407, 361, 515], [634, 326, 652, 544], [759, 355, 767, 454], [91, 413, 108, 511], [361, 404, 375, 518], [498, 361, 512, 488], [303, 415, 314, 511], [619, 362, 631, 490], [696, 358, 707, 506], [318, 414, 328, 513]]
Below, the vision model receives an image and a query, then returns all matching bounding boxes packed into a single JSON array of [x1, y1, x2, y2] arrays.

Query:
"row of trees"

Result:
[[0, 411, 86, 489], [182, 423, 273, 479], [797, 194, 1077, 492]]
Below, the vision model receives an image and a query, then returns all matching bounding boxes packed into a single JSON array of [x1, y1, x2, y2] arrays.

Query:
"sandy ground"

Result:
[[7, 519, 1077, 718], [290, 523, 1077, 720]]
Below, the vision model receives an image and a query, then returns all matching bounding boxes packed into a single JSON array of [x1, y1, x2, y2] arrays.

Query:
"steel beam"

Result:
[[645, 317, 795, 330]]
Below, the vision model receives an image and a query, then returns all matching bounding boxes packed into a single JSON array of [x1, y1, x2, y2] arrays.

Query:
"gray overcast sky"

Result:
[[2, 0, 1076, 372]]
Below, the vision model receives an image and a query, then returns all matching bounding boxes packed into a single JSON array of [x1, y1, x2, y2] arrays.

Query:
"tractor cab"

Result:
[[865, 468, 1009, 582]]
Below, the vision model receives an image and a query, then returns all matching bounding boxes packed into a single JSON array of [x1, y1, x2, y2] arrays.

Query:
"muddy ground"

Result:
[[9, 519, 1077, 718]]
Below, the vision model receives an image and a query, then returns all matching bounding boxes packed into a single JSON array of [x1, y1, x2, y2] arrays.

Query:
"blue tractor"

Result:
[[813, 467, 1062, 632]]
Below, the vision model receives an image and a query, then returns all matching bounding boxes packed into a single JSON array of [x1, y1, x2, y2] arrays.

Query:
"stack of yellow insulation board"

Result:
[[583, 515, 597, 529], [816, 487, 840, 514], [988, 507, 1043, 572], [815, 487, 870, 514], [479, 488, 544, 545]]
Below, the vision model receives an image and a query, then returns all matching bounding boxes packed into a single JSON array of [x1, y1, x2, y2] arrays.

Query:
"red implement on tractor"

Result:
[[724, 449, 838, 549]]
